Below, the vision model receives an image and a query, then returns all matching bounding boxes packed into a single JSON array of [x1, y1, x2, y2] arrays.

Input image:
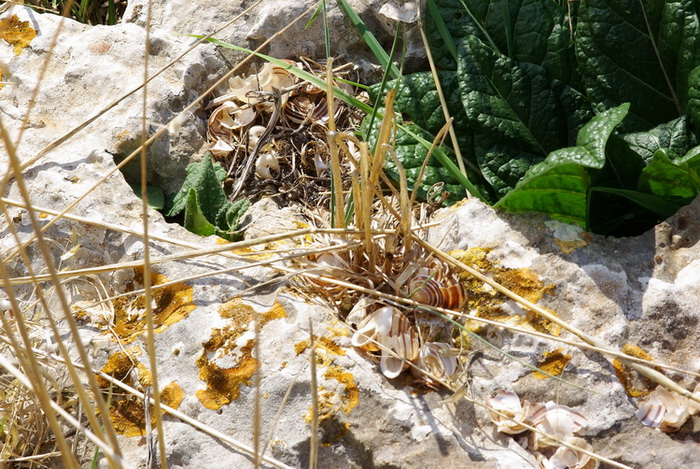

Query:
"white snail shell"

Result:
[[255, 152, 280, 180]]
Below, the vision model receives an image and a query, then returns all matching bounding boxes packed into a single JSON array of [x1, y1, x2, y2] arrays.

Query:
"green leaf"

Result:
[[575, 0, 700, 131], [688, 65, 700, 130], [183, 188, 217, 237], [496, 104, 630, 226], [641, 147, 700, 199], [620, 116, 694, 166], [166, 153, 227, 219], [129, 184, 165, 210], [458, 35, 592, 197], [214, 199, 252, 241], [426, 0, 577, 86]]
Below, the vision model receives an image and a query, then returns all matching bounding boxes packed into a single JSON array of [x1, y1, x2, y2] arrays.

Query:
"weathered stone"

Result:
[[1, 3, 699, 468]]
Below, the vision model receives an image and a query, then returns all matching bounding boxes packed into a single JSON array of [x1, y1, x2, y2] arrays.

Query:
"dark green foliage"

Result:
[[365, 0, 700, 236]]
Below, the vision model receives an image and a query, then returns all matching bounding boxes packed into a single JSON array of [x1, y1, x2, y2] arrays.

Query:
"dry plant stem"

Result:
[[415, 0, 469, 185], [0, 355, 136, 469], [87, 369, 294, 469], [2, 0, 265, 183], [1, 1, 314, 265], [308, 320, 319, 469], [5, 227, 315, 287], [0, 125, 123, 465], [253, 312, 261, 469], [409, 119, 452, 207], [326, 61, 345, 229], [412, 235, 700, 404], [139, 4, 169, 468], [0, 284, 79, 468]]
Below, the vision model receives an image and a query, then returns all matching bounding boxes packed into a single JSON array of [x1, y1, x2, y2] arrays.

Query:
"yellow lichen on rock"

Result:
[[196, 298, 286, 410], [97, 347, 184, 436], [110, 268, 196, 343], [533, 348, 572, 379], [449, 248, 558, 335], [0, 15, 36, 55], [613, 344, 657, 397]]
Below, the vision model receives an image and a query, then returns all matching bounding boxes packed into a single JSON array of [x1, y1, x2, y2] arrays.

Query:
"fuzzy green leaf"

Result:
[[496, 104, 629, 226], [214, 199, 252, 241], [166, 153, 227, 218], [183, 188, 217, 237]]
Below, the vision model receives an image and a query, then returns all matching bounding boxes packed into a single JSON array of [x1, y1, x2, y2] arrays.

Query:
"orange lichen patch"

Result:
[[295, 336, 346, 356], [196, 299, 286, 410], [109, 268, 196, 343], [0, 15, 36, 55], [305, 366, 359, 423], [96, 348, 184, 437], [161, 382, 185, 410], [96, 347, 146, 389], [523, 307, 561, 336], [448, 248, 558, 336], [107, 381, 185, 437], [613, 344, 657, 397], [230, 245, 275, 261], [553, 236, 592, 255], [325, 365, 358, 415], [533, 349, 572, 379], [196, 340, 258, 410]]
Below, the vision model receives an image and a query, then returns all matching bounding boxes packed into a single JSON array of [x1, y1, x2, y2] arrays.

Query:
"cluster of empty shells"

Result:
[[486, 390, 598, 469], [311, 250, 466, 387], [635, 383, 700, 432], [207, 60, 351, 188]]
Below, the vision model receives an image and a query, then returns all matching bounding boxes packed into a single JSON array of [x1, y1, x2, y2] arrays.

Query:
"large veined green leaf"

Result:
[[496, 104, 630, 226], [426, 0, 577, 86], [576, 0, 700, 131], [688, 65, 700, 129], [367, 72, 492, 203], [641, 146, 700, 199], [457, 35, 592, 197]]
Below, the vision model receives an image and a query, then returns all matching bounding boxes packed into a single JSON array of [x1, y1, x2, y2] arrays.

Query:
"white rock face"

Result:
[[1, 3, 699, 469]]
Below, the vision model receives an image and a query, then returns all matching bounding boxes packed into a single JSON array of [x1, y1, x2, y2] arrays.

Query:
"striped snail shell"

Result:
[[407, 274, 467, 310]]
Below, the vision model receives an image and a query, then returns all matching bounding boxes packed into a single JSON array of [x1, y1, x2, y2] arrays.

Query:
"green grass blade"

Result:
[[335, 0, 400, 79], [305, 1, 324, 30], [321, 0, 331, 59], [366, 24, 403, 147], [425, 0, 458, 61]]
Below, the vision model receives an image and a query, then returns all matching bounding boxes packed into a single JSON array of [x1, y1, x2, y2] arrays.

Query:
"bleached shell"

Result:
[[486, 390, 533, 435], [207, 101, 255, 149], [210, 137, 235, 158], [351, 306, 419, 379], [255, 152, 280, 180], [242, 125, 266, 151], [538, 437, 598, 469], [0, 299, 11, 311], [352, 306, 394, 351], [636, 386, 690, 432], [531, 402, 587, 449], [412, 342, 458, 383]]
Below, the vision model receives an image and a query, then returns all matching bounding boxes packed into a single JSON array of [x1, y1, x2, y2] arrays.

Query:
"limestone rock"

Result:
[[1, 3, 699, 469]]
